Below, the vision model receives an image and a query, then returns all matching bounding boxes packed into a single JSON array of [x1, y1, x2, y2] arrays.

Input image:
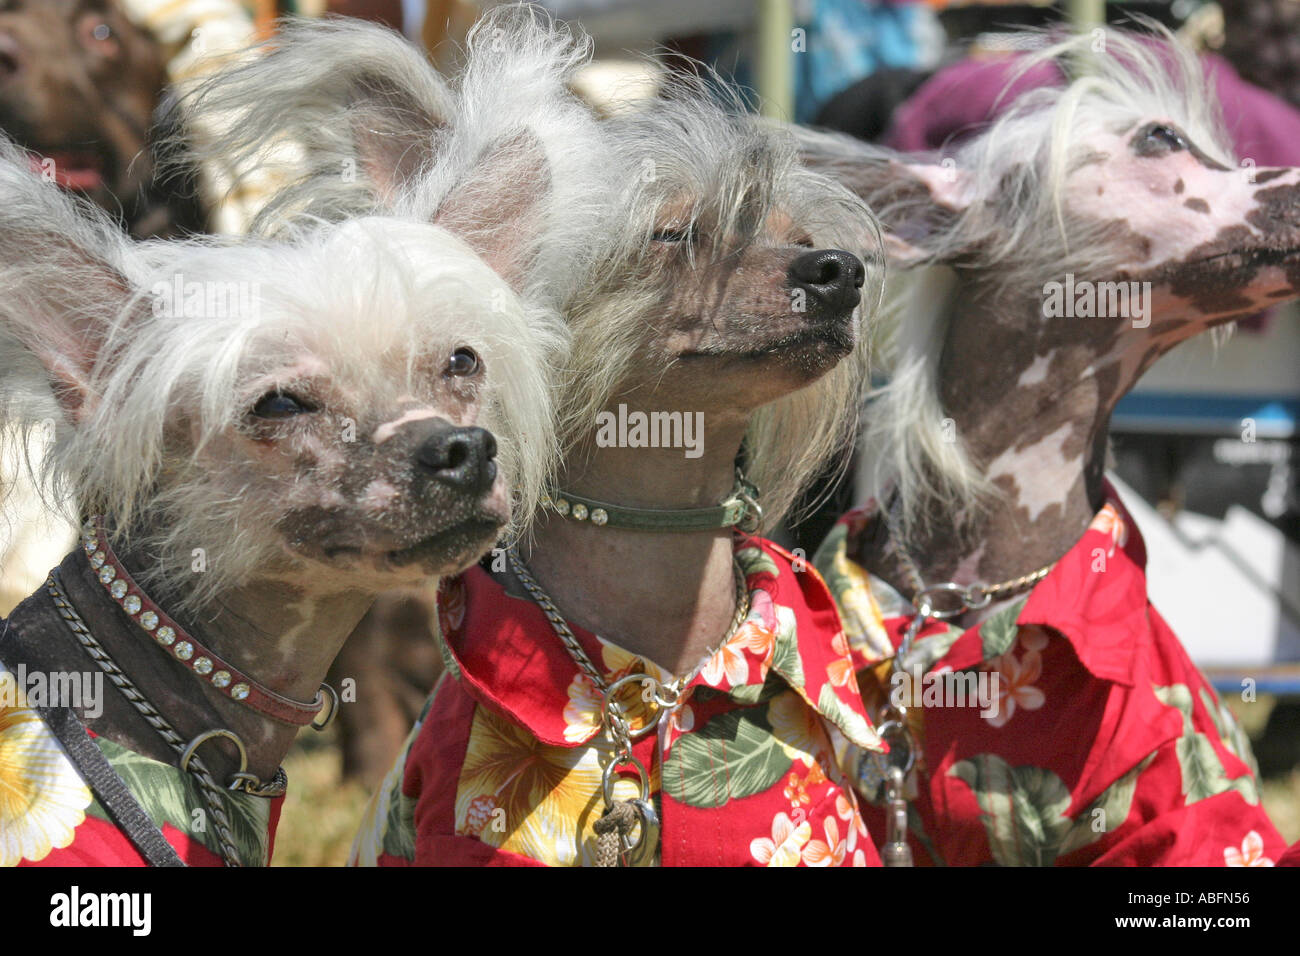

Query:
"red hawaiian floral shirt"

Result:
[[814, 485, 1285, 866], [351, 536, 887, 866], [0, 671, 282, 868]]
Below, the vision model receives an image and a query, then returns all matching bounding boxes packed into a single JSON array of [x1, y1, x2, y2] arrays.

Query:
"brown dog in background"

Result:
[[0, 0, 203, 237]]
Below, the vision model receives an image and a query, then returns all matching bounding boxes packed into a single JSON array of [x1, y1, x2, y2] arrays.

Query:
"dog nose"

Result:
[[788, 249, 865, 313], [416, 426, 498, 494]]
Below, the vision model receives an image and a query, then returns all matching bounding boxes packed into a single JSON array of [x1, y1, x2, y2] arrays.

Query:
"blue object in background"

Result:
[[703, 0, 937, 122], [793, 0, 932, 122]]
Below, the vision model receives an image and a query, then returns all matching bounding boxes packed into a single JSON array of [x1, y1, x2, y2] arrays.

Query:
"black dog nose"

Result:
[[416, 426, 498, 494], [788, 249, 865, 314]]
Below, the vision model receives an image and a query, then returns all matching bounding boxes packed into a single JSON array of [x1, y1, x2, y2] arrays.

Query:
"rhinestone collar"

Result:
[[81, 518, 334, 728], [544, 470, 763, 533]]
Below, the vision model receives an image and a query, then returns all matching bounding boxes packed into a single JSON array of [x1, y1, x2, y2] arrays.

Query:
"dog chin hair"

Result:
[[697, 323, 856, 362]]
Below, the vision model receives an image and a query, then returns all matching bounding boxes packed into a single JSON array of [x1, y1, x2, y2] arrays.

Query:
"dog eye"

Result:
[[251, 391, 316, 419], [77, 15, 116, 50], [1133, 123, 1188, 156], [446, 347, 480, 377], [652, 224, 696, 244]]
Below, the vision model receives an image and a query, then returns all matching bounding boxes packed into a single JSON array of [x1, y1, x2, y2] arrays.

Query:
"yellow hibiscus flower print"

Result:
[[833, 542, 895, 663], [562, 673, 604, 744], [456, 705, 647, 866], [768, 690, 831, 768], [562, 639, 675, 744], [0, 665, 92, 866]]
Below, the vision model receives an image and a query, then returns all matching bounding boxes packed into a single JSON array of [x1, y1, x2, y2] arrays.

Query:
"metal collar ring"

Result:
[[179, 728, 248, 779]]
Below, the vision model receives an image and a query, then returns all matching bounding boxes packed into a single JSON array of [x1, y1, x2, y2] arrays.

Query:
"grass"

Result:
[[270, 725, 372, 867]]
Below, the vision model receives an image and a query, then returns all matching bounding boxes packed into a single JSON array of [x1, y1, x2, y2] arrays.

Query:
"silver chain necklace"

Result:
[[504, 544, 749, 865], [867, 492, 1054, 865]]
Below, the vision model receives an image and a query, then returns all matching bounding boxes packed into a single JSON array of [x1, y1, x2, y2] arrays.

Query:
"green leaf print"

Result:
[[816, 683, 878, 751], [948, 754, 1073, 866], [662, 706, 792, 808], [380, 779, 417, 863], [1057, 753, 1153, 857], [897, 622, 963, 675], [951, 752, 1154, 865], [435, 628, 462, 682], [812, 524, 851, 595], [726, 683, 766, 705], [370, 720, 420, 861], [978, 599, 1027, 660], [1198, 687, 1260, 778], [735, 546, 780, 579], [767, 606, 805, 693], [91, 735, 272, 865], [1155, 684, 1259, 807]]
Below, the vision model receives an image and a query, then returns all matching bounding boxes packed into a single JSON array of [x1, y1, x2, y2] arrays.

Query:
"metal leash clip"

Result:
[[594, 675, 664, 866], [881, 766, 913, 866], [868, 608, 927, 867], [598, 754, 660, 866]]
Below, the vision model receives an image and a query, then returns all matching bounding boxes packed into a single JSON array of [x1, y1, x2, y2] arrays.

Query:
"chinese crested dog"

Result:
[[178, 8, 898, 866], [798, 25, 1299, 865], [170, 9, 615, 785], [0, 11, 608, 865]]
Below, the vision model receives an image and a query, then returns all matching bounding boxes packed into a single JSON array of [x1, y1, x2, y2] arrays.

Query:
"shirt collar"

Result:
[[824, 480, 1149, 686], [437, 535, 883, 753]]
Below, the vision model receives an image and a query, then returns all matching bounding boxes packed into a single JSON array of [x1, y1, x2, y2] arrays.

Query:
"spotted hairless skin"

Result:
[[814, 118, 1300, 613], [520, 237, 867, 677]]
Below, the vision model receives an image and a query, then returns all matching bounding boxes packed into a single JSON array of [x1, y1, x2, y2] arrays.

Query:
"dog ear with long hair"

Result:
[[0, 137, 135, 431], [174, 16, 453, 231], [793, 127, 978, 268], [174, 8, 610, 313]]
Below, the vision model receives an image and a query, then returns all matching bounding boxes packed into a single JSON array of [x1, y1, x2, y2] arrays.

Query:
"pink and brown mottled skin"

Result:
[[816, 116, 1300, 617]]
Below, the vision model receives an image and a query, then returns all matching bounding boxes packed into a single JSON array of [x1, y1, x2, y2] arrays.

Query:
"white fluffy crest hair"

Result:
[[798, 21, 1232, 535], [177, 11, 882, 527], [0, 135, 560, 607], [176, 5, 614, 314], [558, 70, 885, 527]]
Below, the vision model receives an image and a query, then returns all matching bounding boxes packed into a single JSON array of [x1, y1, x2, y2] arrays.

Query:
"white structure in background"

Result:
[[0, 383, 74, 616], [1110, 472, 1300, 688], [120, 0, 261, 234], [1111, 303, 1300, 689]]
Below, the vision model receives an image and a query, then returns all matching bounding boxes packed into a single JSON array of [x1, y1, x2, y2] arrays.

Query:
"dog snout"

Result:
[[788, 249, 865, 314], [415, 425, 498, 495]]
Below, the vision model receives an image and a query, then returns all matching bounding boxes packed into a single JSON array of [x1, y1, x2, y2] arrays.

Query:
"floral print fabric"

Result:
[[814, 485, 1285, 866], [352, 536, 886, 867], [0, 660, 279, 867]]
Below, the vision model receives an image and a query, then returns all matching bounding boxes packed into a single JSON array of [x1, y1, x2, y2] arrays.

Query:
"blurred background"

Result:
[[4, 0, 1297, 864]]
